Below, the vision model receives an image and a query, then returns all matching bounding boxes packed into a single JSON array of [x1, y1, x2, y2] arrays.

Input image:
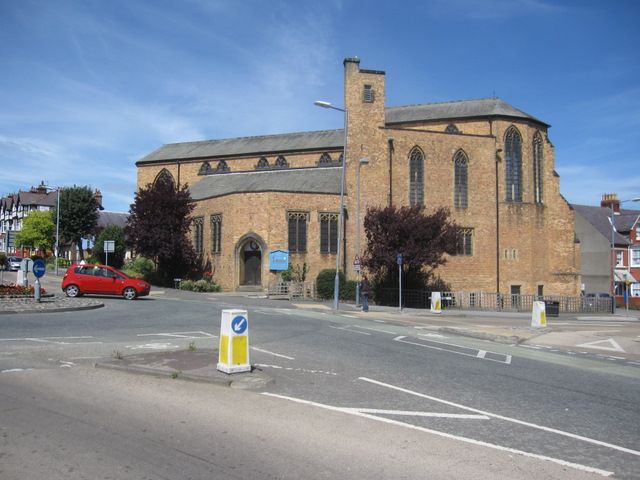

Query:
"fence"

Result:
[[375, 288, 613, 314], [268, 281, 316, 301]]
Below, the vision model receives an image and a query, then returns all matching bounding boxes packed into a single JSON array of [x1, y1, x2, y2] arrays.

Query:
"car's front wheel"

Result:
[[123, 287, 137, 300], [65, 285, 80, 298]]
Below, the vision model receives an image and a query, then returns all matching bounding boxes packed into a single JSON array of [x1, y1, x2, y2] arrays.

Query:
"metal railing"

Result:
[[375, 288, 613, 314], [268, 281, 316, 301]]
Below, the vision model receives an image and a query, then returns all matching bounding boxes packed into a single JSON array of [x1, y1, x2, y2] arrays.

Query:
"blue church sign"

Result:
[[269, 250, 289, 271]]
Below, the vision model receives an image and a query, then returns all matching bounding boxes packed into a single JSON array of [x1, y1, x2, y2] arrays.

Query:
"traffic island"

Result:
[[0, 294, 104, 314], [95, 349, 272, 389]]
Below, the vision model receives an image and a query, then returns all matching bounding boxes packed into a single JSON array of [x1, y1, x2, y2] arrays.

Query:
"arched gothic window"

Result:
[[215, 160, 230, 173], [504, 127, 522, 202], [318, 153, 333, 166], [153, 168, 175, 189], [274, 155, 289, 169], [198, 162, 212, 175], [409, 147, 424, 206], [533, 132, 543, 204], [256, 157, 270, 170], [454, 150, 468, 209]]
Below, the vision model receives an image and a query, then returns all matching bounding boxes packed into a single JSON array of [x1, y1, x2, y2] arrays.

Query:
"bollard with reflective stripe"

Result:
[[531, 301, 547, 328], [430, 291, 442, 314], [217, 309, 251, 374]]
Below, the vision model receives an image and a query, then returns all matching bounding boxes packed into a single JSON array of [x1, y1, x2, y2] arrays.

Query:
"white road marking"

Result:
[[394, 336, 512, 365], [261, 392, 613, 477], [519, 345, 542, 350], [126, 343, 179, 350], [575, 338, 626, 353], [342, 408, 489, 419], [250, 347, 294, 360], [255, 364, 337, 376], [418, 333, 448, 339], [352, 325, 396, 334], [341, 315, 358, 318], [373, 320, 386, 323], [0, 336, 102, 345], [328, 325, 371, 335], [1, 368, 34, 373], [137, 331, 217, 339], [359, 377, 640, 458]]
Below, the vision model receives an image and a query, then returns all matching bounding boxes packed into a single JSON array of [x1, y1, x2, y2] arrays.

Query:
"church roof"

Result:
[[139, 129, 343, 164], [139, 98, 546, 164], [189, 166, 342, 200], [385, 98, 548, 127]]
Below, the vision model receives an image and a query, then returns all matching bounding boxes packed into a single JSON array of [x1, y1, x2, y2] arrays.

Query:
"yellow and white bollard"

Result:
[[430, 292, 442, 314], [217, 309, 251, 374], [531, 301, 547, 328]]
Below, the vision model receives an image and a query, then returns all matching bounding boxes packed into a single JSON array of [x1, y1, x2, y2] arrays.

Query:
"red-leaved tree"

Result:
[[362, 205, 458, 290], [125, 175, 196, 285]]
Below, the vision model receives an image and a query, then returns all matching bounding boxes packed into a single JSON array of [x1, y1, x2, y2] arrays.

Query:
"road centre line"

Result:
[[342, 408, 489, 419], [328, 325, 371, 335], [261, 392, 613, 477], [137, 331, 216, 339], [394, 336, 512, 365], [359, 377, 640, 458], [250, 347, 294, 360]]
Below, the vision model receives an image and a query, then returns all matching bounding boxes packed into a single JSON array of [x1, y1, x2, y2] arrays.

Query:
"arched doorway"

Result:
[[239, 239, 262, 286]]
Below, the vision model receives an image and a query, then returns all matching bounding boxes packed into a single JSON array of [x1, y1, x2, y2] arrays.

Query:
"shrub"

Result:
[[0, 253, 6, 269], [316, 269, 345, 300], [46, 256, 70, 269], [121, 257, 156, 279], [85, 256, 100, 265], [0, 283, 47, 296], [180, 279, 221, 292], [340, 280, 358, 301]]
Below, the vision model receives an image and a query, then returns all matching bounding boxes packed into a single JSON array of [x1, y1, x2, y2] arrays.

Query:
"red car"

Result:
[[62, 264, 151, 300]]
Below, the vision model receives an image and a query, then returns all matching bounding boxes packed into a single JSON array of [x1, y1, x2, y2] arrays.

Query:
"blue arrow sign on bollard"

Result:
[[32, 259, 46, 278]]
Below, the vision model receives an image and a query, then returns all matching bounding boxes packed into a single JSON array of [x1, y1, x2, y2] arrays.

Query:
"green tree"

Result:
[[52, 186, 100, 260], [125, 175, 196, 285], [93, 225, 126, 268], [362, 205, 458, 290], [15, 210, 55, 253]]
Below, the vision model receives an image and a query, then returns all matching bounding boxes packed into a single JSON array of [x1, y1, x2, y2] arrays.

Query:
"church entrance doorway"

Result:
[[240, 239, 262, 286]]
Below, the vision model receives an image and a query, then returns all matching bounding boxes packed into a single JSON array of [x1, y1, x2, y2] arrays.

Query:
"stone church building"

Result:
[[136, 58, 580, 296]]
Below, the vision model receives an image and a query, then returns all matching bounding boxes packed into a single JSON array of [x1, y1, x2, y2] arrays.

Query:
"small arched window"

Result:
[[533, 132, 543, 204], [274, 155, 289, 169], [318, 153, 333, 166], [215, 160, 230, 173], [409, 147, 424, 206], [504, 127, 522, 202], [445, 124, 460, 134], [453, 150, 468, 209], [198, 162, 212, 175], [153, 168, 176, 189], [256, 157, 270, 170]]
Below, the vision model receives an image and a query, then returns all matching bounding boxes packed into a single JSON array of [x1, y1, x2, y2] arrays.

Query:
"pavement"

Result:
[[2, 269, 639, 383]]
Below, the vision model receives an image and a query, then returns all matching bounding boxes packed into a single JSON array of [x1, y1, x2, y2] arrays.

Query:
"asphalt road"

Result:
[[1, 294, 639, 478]]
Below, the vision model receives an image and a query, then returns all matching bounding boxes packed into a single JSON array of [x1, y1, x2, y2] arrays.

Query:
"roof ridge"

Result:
[[160, 128, 343, 147], [386, 97, 502, 110]]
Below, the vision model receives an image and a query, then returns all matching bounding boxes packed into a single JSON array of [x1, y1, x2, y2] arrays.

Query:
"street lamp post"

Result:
[[355, 157, 370, 306], [44, 186, 61, 276], [315, 100, 347, 310]]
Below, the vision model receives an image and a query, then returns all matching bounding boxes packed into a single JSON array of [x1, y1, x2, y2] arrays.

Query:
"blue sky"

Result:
[[1, 0, 638, 212]]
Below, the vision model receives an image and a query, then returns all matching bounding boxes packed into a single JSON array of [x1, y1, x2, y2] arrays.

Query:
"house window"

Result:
[[631, 283, 640, 297], [533, 132, 544, 203], [453, 150, 468, 209], [193, 217, 204, 255], [505, 127, 522, 202], [210, 214, 222, 254], [363, 84, 374, 103], [616, 251, 624, 267], [409, 147, 424, 206], [319, 212, 339, 253], [454, 228, 473, 256], [631, 248, 640, 267], [287, 211, 308, 253]]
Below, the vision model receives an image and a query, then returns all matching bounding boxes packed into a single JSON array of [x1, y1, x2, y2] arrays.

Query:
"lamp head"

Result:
[[314, 100, 332, 109]]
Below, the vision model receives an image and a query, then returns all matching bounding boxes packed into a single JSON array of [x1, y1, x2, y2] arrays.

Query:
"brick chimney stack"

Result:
[[601, 193, 620, 212], [94, 189, 103, 208]]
